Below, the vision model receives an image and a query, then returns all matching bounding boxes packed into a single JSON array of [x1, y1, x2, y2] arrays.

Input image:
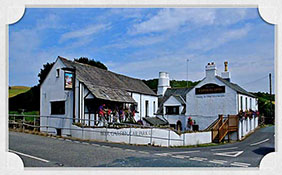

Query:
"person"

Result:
[[187, 117, 193, 130], [119, 109, 124, 123], [98, 104, 106, 125]]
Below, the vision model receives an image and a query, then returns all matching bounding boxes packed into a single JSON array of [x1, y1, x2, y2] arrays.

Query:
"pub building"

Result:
[[40, 56, 158, 136], [157, 62, 258, 131]]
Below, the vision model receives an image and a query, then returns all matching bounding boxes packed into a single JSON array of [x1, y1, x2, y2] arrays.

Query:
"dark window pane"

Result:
[[166, 106, 179, 115], [51, 101, 65, 115]]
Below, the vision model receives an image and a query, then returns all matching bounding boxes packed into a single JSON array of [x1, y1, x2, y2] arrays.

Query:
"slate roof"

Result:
[[157, 87, 193, 115], [215, 76, 256, 98], [143, 117, 168, 126], [58, 56, 156, 103]]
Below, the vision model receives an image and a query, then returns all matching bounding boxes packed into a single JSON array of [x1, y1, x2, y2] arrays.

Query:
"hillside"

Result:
[[9, 86, 30, 98], [142, 79, 201, 92]]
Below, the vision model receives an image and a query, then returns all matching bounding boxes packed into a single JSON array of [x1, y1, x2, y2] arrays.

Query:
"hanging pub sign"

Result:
[[195, 83, 225, 94], [64, 72, 73, 90]]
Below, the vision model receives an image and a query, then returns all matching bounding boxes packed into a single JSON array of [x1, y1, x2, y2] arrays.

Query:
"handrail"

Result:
[[211, 115, 223, 140], [218, 118, 229, 142]]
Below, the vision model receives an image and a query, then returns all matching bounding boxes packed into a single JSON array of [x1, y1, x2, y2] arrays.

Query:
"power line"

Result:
[[241, 75, 269, 86]]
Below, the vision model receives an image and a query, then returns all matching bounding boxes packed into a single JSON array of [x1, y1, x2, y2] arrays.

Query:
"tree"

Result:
[[74, 57, 107, 70], [38, 62, 55, 85]]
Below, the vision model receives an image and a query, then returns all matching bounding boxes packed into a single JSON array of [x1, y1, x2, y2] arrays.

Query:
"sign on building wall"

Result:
[[195, 83, 225, 95], [64, 72, 73, 90]]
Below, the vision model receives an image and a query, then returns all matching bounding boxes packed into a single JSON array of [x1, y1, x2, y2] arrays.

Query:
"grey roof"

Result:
[[143, 117, 168, 126], [58, 56, 156, 103], [216, 76, 256, 98], [157, 87, 193, 115]]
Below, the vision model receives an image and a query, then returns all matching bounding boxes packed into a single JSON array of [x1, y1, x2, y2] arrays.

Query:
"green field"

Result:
[[9, 86, 30, 98]]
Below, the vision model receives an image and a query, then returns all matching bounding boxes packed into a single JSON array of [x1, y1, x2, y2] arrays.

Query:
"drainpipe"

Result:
[[72, 68, 76, 123]]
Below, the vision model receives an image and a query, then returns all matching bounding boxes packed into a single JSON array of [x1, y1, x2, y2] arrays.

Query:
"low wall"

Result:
[[68, 125, 212, 147]]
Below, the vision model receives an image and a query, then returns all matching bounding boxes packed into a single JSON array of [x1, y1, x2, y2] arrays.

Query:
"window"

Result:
[[145, 100, 149, 117], [56, 69, 60, 78], [153, 101, 156, 114], [240, 96, 243, 111], [51, 101, 65, 115], [166, 106, 179, 115], [245, 97, 248, 111]]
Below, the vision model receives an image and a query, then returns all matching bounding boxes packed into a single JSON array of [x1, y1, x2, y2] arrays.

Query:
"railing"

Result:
[[211, 115, 223, 141], [8, 114, 186, 147], [228, 115, 239, 131], [218, 118, 229, 142], [211, 114, 239, 143]]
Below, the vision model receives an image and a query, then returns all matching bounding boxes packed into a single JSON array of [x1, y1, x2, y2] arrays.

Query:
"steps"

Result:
[[211, 115, 239, 143]]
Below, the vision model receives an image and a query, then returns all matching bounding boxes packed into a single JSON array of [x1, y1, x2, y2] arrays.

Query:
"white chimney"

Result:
[[157, 72, 170, 96], [205, 62, 217, 79], [221, 61, 231, 81]]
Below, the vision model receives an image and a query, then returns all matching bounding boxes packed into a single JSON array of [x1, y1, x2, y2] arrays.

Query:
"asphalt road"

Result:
[[8, 126, 274, 167]]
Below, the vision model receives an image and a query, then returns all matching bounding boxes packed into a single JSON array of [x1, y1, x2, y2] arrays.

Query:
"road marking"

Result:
[[73, 141, 80, 144], [189, 157, 207, 161], [211, 147, 238, 151], [125, 149, 136, 152], [214, 151, 243, 157], [58, 138, 64, 141], [91, 143, 101, 146], [230, 162, 250, 167], [101, 145, 112, 149], [82, 142, 90, 145], [161, 150, 200, 155], [250, 139, 270, 146], [154, 153, 169, 156], [138, 151, 149, 154], [171, 155, 190, 159], [209, 159, 228, 165], [9, 150, 50, 163], [65, 139, 72, 142]]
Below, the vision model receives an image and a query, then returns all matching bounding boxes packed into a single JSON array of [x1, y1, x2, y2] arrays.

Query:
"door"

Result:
[[145, 100, 149, 117]]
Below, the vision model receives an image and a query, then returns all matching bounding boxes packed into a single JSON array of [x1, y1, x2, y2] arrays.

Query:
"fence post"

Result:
[[82, 118, 84, 139], [13, 114, 16, 129], [183, 133, 185, 146], [150, 128, 153, 145], [22, 116, 25, 131], [129, 125, 131, 144], [168, 129, 170, 147], [46, 115, 49, 134], [105, 123, 108, 142]]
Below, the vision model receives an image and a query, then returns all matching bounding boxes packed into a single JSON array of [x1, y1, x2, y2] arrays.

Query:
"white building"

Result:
[[40, 56, 158, 136], [157, 61, 258, 131]]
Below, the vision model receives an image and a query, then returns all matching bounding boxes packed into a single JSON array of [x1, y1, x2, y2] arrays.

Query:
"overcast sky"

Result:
[[9, 8, 274, 92]]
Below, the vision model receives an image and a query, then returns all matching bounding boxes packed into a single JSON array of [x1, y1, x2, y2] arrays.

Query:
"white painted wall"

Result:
[[40, 58, 73, 135], [132, 93, 158, 121], [186, 77, 237, 130], [238, 94, 258, 112], [238, 116, 259, 140], [69, 125, 211, 147]]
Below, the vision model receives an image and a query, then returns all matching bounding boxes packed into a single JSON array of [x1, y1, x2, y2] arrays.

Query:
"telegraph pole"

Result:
[[269, 73, 273, 124]]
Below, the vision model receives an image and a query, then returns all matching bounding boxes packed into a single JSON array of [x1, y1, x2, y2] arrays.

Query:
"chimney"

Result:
[[221, 61, 231, 82], [205, 62, 217, 79], [157, 72, 170, 96]]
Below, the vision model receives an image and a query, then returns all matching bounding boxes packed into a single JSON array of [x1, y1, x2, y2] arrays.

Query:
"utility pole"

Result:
[[269, 73, 273, 124], [186, 59, 189, 88]]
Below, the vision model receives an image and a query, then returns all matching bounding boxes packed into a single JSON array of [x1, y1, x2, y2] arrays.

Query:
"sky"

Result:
[[9, 8, 274, 93]]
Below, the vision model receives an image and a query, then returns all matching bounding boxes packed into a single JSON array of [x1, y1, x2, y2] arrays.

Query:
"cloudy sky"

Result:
[[9, 8, 274, 92]]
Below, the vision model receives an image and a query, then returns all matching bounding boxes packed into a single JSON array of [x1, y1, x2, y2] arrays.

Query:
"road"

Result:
[[9, 126, 274, 167]]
